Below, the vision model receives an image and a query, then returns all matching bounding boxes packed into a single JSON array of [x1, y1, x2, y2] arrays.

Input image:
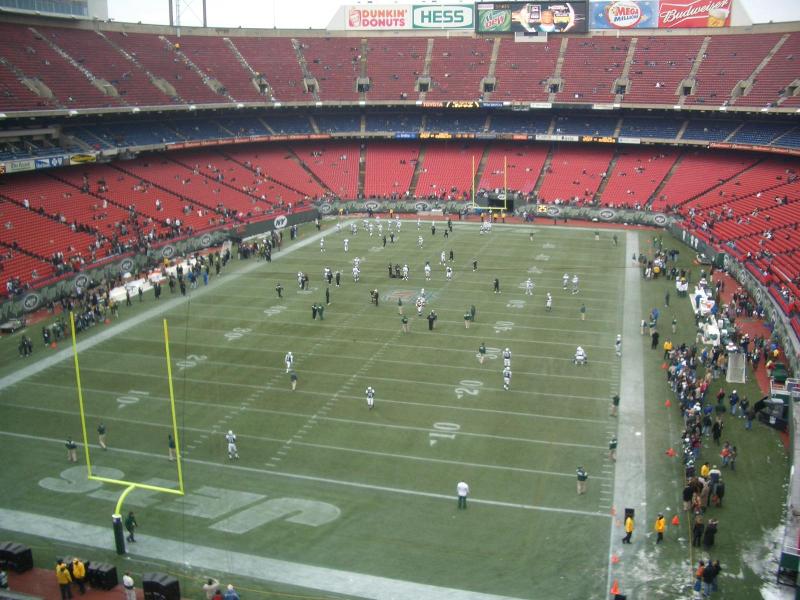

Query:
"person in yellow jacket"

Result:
[[700, 462, 711, 479], [622, 515, 634, 544], [663, 339, 673, 360], [55, 559, 72, 600], [71, 557, 86, 594], [655, 514, 666, 544]]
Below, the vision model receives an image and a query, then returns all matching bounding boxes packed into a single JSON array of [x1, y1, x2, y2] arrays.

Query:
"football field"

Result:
[[0, 219, 789, 599]]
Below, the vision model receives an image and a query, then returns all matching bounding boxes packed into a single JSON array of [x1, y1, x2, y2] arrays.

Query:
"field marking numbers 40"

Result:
[[429, 422, 461, 446], [116, 389, 149, 410], [225, 327, 252, 342]]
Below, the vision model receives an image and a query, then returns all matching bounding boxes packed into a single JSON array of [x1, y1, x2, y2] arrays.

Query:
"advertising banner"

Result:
[[589, 0, 658, 28], [657, 0, 732, 28], [7, 159, 34, 173], [34, 156, 66, 170], [345, 5, 412, 30], [476, 2, 588, 34], [412, 5, 474, 29], [69, 153, 97, 165]]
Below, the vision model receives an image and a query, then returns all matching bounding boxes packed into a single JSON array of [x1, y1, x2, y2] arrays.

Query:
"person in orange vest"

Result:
[[71, 557, 86, 594], [654, 514, 666, 544], [55, 559, 72, 599], [622, 514, 634, 544]]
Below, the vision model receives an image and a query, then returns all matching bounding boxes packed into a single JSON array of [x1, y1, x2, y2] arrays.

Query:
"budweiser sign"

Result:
[[658, 0, 732, 28]]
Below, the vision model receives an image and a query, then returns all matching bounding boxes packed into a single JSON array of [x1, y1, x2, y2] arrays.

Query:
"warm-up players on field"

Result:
[[226, 430, 239, 460], [365, 386, 375, 409]]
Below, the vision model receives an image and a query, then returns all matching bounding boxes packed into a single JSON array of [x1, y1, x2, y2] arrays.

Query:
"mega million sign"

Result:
[[589, 0, 731, 28]]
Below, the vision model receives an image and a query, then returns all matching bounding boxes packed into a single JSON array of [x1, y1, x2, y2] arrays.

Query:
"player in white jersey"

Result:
[[350, 222, 357, 235], [396, 217, 401, 231], [562, 273, 569, 290], [365, 386, 375, 409], [225, 430, 239, 460], [417, 217, 421, 230], [503, 348, 512, 368], [525, 278, 534, 295], [502, 367, 512, 391], [445, 266, 453, 280], [297, 271, 304, 288], [417, 236, 424, 248], [545, 292, 553, 311], [377, 223, 383, 235], [424, 262, 432, 280], [352, 266, 360, 282], [336, 221, 341, 233], [285, 351, 294, 373], [343, 238, 349, 252], [320, 238, 325, 252], [440, 251, 446, 265], [615, 334, 622, 357], [402, 264, 409, 280], [571, 274, 579, 295], [354, 257, 361, 268], [574, 346, 587, 365], [368, 223, 374, 237]]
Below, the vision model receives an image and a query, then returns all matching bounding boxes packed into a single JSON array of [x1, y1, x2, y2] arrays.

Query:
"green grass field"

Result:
[[0, 219, 791, 599]]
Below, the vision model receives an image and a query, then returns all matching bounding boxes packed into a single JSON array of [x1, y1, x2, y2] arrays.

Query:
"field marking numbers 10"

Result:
[[429, 422, 461, 446], [225, 327, 252, 342]]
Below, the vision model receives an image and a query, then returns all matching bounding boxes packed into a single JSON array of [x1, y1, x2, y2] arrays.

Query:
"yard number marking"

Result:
[[475, 347, 501, 360], [507, 299, 526, 308], [263, 306, 287, 317], [493, 321, 514, 333], [225, 327, 252, 342], [116, 389, 150, 410], [176, 354, 208, 371], [455, 380, 482, 400], [429, 422, 461, 446]]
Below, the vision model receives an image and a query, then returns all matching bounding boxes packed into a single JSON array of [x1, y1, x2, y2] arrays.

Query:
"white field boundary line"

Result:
[[0, 407, 604, 481], [606, 231, 649, 598], [0, 506, 530, 600], [131, 312, 619, 341], [44, 363, 616, 389], [0, 432, 612, 518], [27, 380, 611, 421], [80, 346, 620, 374], [5, 399, 607, 451], [0, 221, 345, 394]]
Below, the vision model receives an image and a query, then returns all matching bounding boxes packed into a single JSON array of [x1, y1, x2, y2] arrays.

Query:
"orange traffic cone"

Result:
[[671, 515, 680, 526], [610, 554, 620, 564], [664, 398, 671, 408], [661, 362, 668, 369], [610, 579, 620, 595], [666, 447, 676, 457], [50, 342, 57, 349]]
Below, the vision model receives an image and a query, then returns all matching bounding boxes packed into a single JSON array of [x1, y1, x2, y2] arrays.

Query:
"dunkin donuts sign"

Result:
[[346, 5, 412, 29], [657, 0, 732, 28]]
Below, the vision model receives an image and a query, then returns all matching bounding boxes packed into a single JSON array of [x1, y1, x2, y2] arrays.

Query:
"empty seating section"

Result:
[[37, 26, 170, 107], [552, 115, 616, 137], [168, 150, 289, 212], [163, 35, 263, 103], [624, 36, 700, 104], [363, 142, 419, 198], [686, 34, 781, 106], [730, 122, 794, 145], [66, 122, 181, 149], [224, 146, 326, 201], [263, 115, 313, 135], [0, 194, 95, 261], [299, 38, 360, 101], [774, 128, 800, 149], [0, 23, 117, 109], [315, 114, 361, 134], [492, 39, 557, 102], [169, 120, 233, 141], [681, 120, 740, 142], [290, 143, 359, 199], [478, 144, 548, 194], [742, 33, 800, 107], [214, 117, 270, 137], [652, 151, 758, 211], [364, 38, 426, 101], [537, 145, 614, 203], [601, 148, 679, 208], [489, 113, 551, 135], [365, 113, 423, 132], [619, 117, 683, 140], [558, 38, 628, 103], [415, 142, 482, 199], [0, 61, 55, 111], [107, 32, 222, 105], [426, 38, 493, 101], [425, 112, 487, 133], [230, 38, 307, 102]]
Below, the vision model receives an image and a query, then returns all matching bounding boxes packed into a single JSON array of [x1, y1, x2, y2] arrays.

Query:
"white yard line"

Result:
[[0, 431, 611, 518], [606, 231, 648, 599]]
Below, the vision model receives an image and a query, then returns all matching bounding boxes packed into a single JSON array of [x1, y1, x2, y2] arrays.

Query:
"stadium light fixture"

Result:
[[236, 102, 244, 108], [68, 109, 78, 116], [0, 113, 6, 119], [131, 107, 140, 113], [188, 104, 197, 110]]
